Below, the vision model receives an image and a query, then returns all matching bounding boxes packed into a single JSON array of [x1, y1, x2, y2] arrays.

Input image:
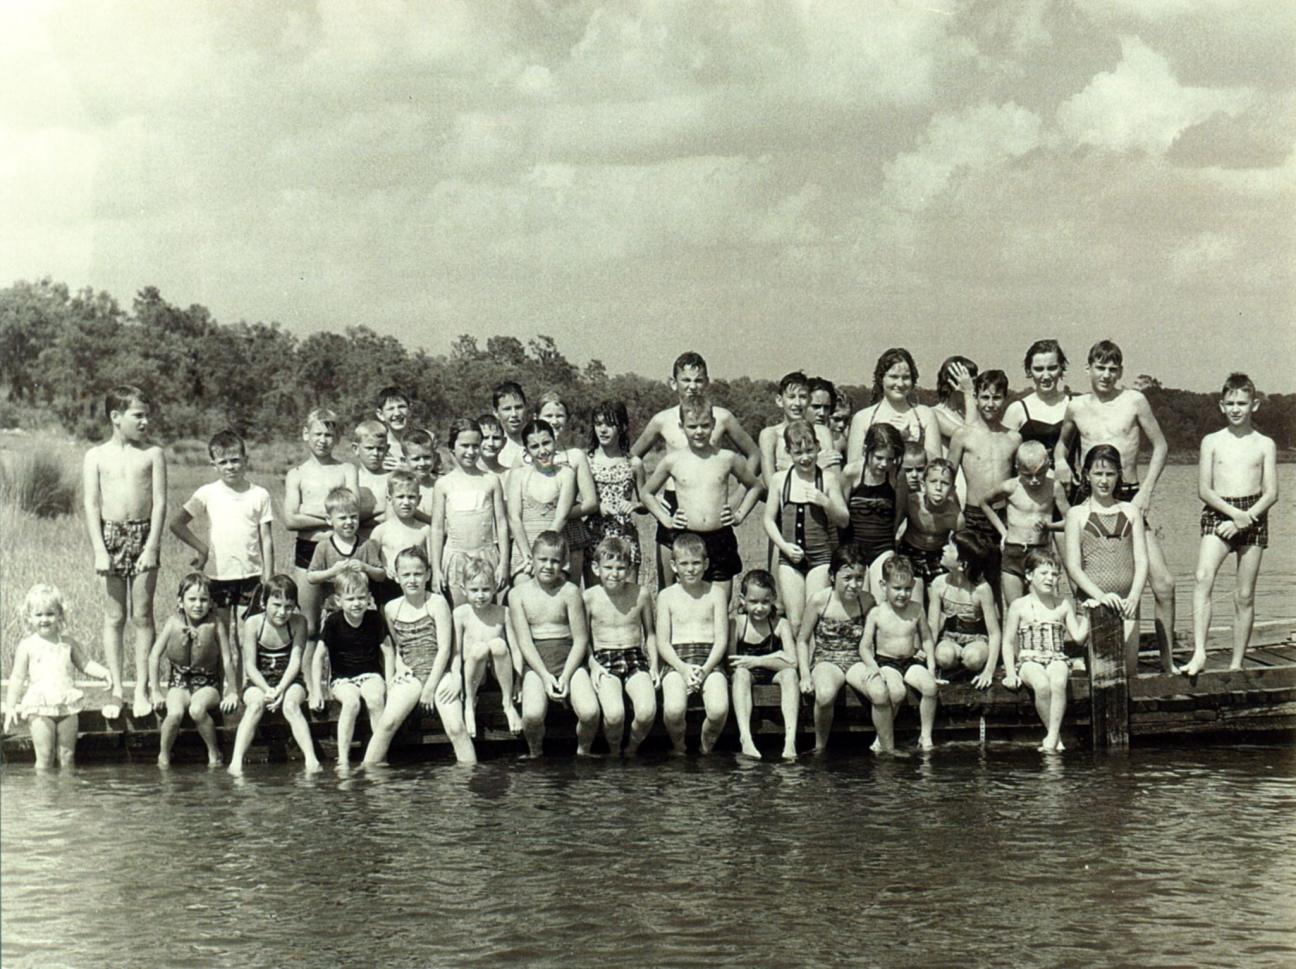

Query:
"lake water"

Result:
[[2, 746, 1294, 968]]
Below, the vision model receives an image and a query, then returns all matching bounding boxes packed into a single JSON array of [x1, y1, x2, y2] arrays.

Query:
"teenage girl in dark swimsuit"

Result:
[[1003, 340, 1076, 479]]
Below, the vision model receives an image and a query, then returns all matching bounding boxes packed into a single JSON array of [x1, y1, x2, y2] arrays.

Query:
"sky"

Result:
[[2, 0, 1293, 392]]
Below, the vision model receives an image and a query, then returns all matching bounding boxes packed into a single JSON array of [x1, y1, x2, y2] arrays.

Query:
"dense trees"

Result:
[[0, 277, 1291, 455]]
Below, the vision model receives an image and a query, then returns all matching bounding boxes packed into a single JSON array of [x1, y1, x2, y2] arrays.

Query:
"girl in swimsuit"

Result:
[[763, 420, 849, 636], [931, 356, 981, 453], [846, 347, 940, 462], [728, 570, 799, 761], [367, 547, 475, 763], [842, 423, 904, 565], [1002, 549, 1090, 752], [1003, 339, 1073, 475], [229, 574, 318, 775], [431, 418, 510, 605], [536, 392, 599, 585], [926, 530, 1001, 689], [796, 544, 875, 754], [584, 400, 645, 586], [455, 554, 524, 741], [1063, 444, 1147, 672], [505, 419, 576, 584], [3, 584, 111, 769]]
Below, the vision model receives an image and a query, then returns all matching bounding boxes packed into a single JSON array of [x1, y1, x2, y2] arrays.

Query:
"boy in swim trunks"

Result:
[[492, 380, 530, 470], [656, 533, 730, 755], [642, 398, 764, 603], [171, 430, 274, 688], [509, 531, 600, 757], [284, 408, 361, 653], [631, 351, 760, 588], [585, 536, 659, 756], [947, 370, 1020, 602], [897, 458, 962, 594], [978, 441, 1068, 608], [374, 385, 412, 470], [83, 385, 168, 720], [1054, 340, 1175, 672], [353, 419, 391, 542], [1183, 373, 1279, 675]]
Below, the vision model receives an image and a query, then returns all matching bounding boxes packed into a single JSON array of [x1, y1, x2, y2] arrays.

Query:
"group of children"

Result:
[[2, 342, 1279, 767]]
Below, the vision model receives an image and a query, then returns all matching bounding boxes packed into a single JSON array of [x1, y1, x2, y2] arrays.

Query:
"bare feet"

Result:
[[227, 762, 244, 776], [103, 697, 124, 720], [812, 744, 828, 757], [207, 753, 223, 767], [1179, 652, 1208, 677], [1039, 734, 1060, 752], [157, 753, 170, 768], [1227, 661, 1244, 672], [464, 704, 478, 739], [132, 691, 153, 719], [739, 738, 761, 759], [781, 744, 798, 762], [869, 737, 881, 753], [503, 705, 522, 734], [918, 736, 934, 751], [303, 759, 322, 773]]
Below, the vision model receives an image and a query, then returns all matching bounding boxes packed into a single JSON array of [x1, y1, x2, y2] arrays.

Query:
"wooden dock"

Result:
[[3, 622, 1293, 764]]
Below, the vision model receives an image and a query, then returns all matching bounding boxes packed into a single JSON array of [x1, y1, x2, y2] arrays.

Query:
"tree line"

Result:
[[2, 278, 1292, 456]]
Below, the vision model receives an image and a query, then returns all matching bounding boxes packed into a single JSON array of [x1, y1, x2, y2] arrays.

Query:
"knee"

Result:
[[1032, 680, 1052, 701], [338, 695, 361, 716], [1149, 572, 1175, 600], [732, 668, 752, 688], [814, 681, 839, 707], [864, 678, 890, 706], [934, 643, 958, 669], [962, 645, 988, 671], [1234, 582, 1256, 606], [103, 599, 128, 624], [188, 701, 210, 721]]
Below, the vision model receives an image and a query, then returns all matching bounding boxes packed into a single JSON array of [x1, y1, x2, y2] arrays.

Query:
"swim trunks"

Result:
[[169, 665, 219, 692], [662, 526, 743, 582], [209, 576, 260, 610], [532, 637, 573, 677], [592, 645, 651, 683], [101, 519, 152, 577], [875, 654, 919, 677], [899, 540, 944, 586], [330, 671, 384, 692], [294, 535, 318, 570], [674, 643, 714, 669], [1201, 494, 1268, 551], [654, 491, 680, 548], [1001, 541, 1047, 581]]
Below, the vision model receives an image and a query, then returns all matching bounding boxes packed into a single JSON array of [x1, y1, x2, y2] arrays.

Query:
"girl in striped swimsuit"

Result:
[[927, 530, 1001, 689]]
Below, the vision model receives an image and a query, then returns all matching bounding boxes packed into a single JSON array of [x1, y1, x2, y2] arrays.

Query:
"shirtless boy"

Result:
[[631, 352, 760, 586], [509, 532, 600, 757], [897, 458, 963, 591], [492, 381, 530, 470], [655, 533, 730, 755], [1184, 373, 1279, 675], [353, 419, 391, 542], [641, 398, 764, 601], [283, 408, 360, 646], [1054, 341, 1175, 670], [374, 385, 412, 470], [759, 370, 838, 485], [83, 385, 167, 719], [980, 441, 1068, 607]]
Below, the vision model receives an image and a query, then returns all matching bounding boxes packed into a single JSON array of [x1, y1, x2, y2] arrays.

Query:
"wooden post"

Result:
[[1087, 604, 1129, 750]]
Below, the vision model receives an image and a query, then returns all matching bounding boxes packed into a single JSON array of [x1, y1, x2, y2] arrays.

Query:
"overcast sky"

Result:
[[2, 1, 1293, 391]]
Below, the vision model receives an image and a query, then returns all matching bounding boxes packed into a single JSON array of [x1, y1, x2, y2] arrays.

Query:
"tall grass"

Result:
[[0, 449, 79, 518]]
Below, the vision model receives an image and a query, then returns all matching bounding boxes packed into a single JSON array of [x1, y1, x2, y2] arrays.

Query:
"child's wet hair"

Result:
[[778, 370, 811, 395], [394, 545, 430, 572], [881, 554, 915, 585], [936, 356, 978, 403], [105, 384, 148, 419], [460, 555, 495, 589], [679, 398, 713, 424], [304, 407, 339, 435], [950, 529, 991, 585], [925, 458, 956, 484], [387, 469, 420, 494], [901, 442, 927, 466], [1024, 547, 1061, 578], [783, 418, 818, 451], [670, 531, 707, 560], [808, 376, 837, 408], [973, 369, 1009, 396], [1082, 444, 1123, 485], [672, 351, 708, 378], [1087, 339, 1123, 366], [476, 413, 504, 435], [208, 429, 245, 459], [177, 572, 212, 602], [334, 570, 370, 597], [738, 569, 779, 615], [491, 381, 526, 409], [586, 399, 631, 455], [531, 529, 569, 560], [863, 424, 903, 463], [24, 583, 65, 621], [353, 419, 387, 443], [324, 486, 359, 516], [594, 535, 633, 566], [828, 542, 866, 580], [404, 427, 436, 451], [263, 574, 299, 605], [446, 418, 480, 449], [1221, 372, 1257, 399], [1016, 440, 1049, 473], [1023, 339, 1068, 376], [521, 418, 556, 447], [374, 386, 410, 410], [870, 348, 918, 403]]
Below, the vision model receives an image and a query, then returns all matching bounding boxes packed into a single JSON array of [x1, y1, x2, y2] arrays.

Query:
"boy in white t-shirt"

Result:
[[171, 430, 274, 681]]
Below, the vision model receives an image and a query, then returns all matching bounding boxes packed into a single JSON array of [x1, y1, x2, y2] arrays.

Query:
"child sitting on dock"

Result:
[[1063, 445, 1147, 673], [4, 585, 112, 769], [229, 575, 318, 775], [1001, 550, 1090, 752], [797, 544, 874, 754], [367, 547, 475, 765], [656, 532, 731, 755], [368, 470, 431, 607], [927, 531, 1000, 688], [584, 537, 658, 756], [897, 458, 962, 592], [306, 487, 386, 615], [509, 532, 599, 757], [762, 419, 848, 634], [858, 555, 939, 752], [979, 440, 1068, 607], [729, 570, 799, 761], [430, 418, 509, 605], [1185, 373, 1279, 676], [149, 573, 238, 768], [311, 572, 392, 769], [457, 556, 523, 739]]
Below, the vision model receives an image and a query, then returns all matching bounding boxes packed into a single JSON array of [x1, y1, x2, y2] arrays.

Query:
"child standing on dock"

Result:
[[283, 408, 360, 653], [367, 547, 475, 765], [353, 420, 392, 542], [729, 570, 799, 761], [841, 424, 904, 566], [457, 556, 523, 739], [170, 430, 275, 682], [149, 573, 238, 768], [897, 458, 962, 592], [492, 381, 530, 470], [797, 544, 874, 754], [82, 385, 167, 720], [858, 555, 939, 752], [585, 537, 658, 756], [1063, 445, 1147, 673], [1001, 550, 1090, 752], [1184, 373, 1278, 676], [476, 414, 510, 478], [584, 400, 645, 585], [430, 418, 509, 605], [846, 347, 940, 461], [979, 440, 1068, 608], [927, 531, 1000, 688], [4, 585, 112, 769], [656, 533, 730, 755], [509, 532, 599, 757], [807, 377, 844, 468], [368, 470, 431, 607], [375, 386, 412, 469], [537, 391, 600, 584], [229, 575, 318, 775], [759, 371, 837, 485], [506, 419, 577, 584], [306, 487, 387, 615], [401, 427, 442, 520]]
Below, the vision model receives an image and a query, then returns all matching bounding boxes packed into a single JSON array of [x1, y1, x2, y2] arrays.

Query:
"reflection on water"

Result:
[[4, 746, 1294, 968]]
